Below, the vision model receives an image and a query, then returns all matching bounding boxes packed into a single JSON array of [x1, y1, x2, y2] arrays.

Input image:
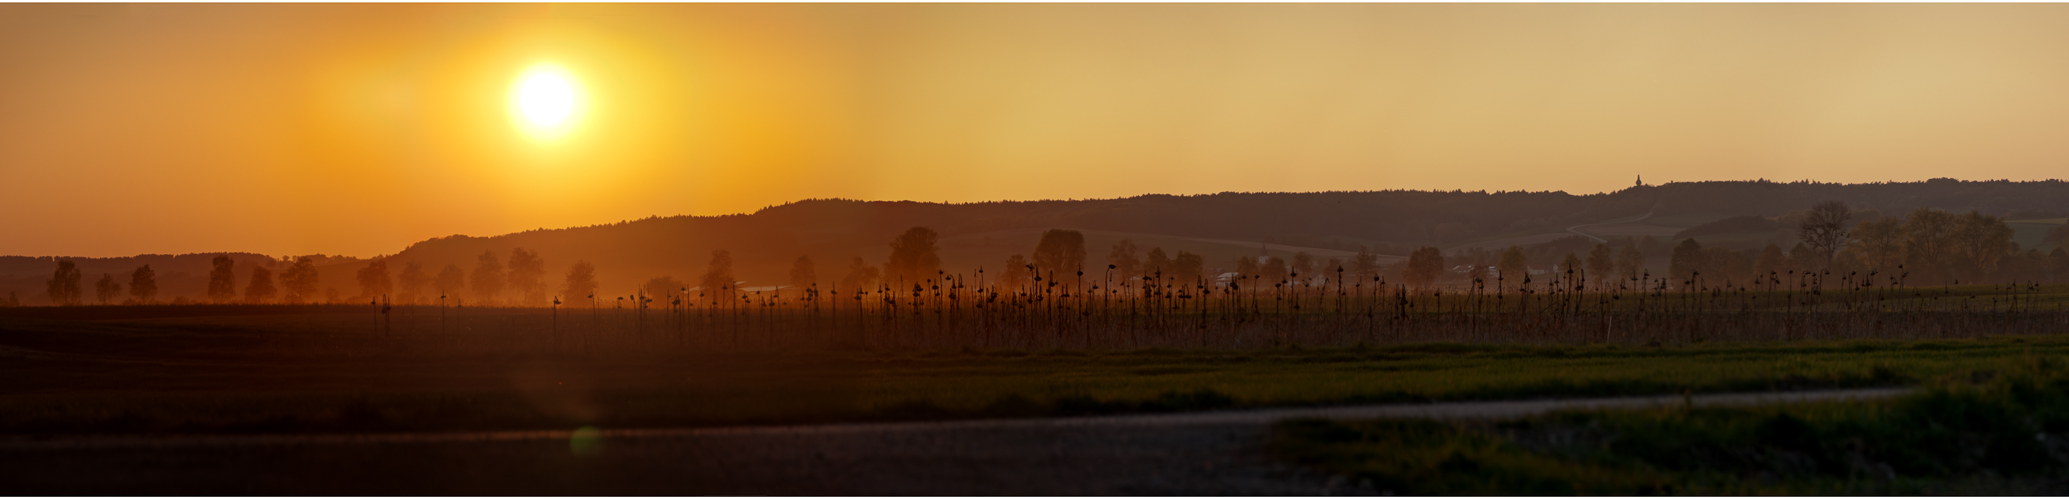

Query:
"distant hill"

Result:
[[5, 178, 2068, 305]]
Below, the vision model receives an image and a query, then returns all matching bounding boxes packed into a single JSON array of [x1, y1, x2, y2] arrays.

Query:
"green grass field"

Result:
[[1269, 353, 2069, 494], [6, 306, 2069, 435]]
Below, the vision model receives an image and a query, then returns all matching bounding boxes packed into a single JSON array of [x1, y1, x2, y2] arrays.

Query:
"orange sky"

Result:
[[6, 4, 2069, 258]]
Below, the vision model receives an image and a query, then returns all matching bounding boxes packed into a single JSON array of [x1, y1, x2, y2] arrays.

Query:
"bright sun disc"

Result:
[[511, 65, 579, 138]]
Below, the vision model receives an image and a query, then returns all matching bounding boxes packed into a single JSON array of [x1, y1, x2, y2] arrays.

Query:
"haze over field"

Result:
[[9, 4, 2069, 258]]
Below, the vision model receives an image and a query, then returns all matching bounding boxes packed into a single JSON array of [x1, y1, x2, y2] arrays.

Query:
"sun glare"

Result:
[[511, 64, 580, 140]]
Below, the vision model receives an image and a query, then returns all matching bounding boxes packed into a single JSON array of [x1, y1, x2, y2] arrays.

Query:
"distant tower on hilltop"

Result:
[[1636, 175, 1644, 187]]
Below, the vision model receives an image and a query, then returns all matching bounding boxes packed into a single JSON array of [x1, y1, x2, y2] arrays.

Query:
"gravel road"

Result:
[[0, 387, 1907, 495]]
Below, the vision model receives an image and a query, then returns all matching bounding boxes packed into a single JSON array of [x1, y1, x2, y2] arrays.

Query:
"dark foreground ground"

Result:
[[0, 390, 1903, 495]]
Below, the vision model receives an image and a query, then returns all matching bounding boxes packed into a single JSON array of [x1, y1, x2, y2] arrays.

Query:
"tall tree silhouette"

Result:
[[1107, 239, 1141, 283], [1032, 229, 1086, 276], [884, 227, 942, 284], [397, 262, 428, 304], [46, 260, 81, 306], [562, 261, 598, 307], [1499, 246, 1531, 291], [506, 248, 546, 306], [357, 259, 392, 300], [1797, 200, 1852, 266], [1901, 208, 1958, 284], [642, 275, 685, 299], [1615, 244, 1645, 281], [1172, 251, 1205, 284], [470, 251, 506, 305], [1352, 246, 1381, 282], [1146, 248, 1172, 276], [1754, 244, 1787, 278], [699, 250, 735, 304], [1291, 252, 1315, 281], [433, 264, 466, 301], [840, 257, 881, 292], [998, 255, 1029, 290], [245, 266, 277, 303], [281, 256, 320, 304], [206, 255, 237, 303], [1403, 247, 1444, 291], [789, 256, 816, 290], [1847, 216, 1902, 272], [1669, 239, 1706, 283], [1950, 210, 2015, 281], [1585, 243, 1614, 288], [94, 274, 121, 304], [129, 265, 158, 304]]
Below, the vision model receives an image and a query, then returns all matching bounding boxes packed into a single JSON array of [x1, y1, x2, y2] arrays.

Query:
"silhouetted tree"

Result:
[[1585, 243, 1614, 288], [1705, 248, 1752, 287], [1560, 252, 1583, 278], [1291, 252, 1315, 281], [842, 257, 882, 292], [1262, 256, 1289, 284], [1351, 246, 1381, 282], [397, 262, 428, 304], [245, 266, 277, 303], [1, 292, 18, 307], [1950, 210, 2015, 281], [129, 265, 158, 304], [1754, 244, 1787, 279], [562, 261, 598, 307], [1403, 246, 1444, 291], [1797, 200, 1852, 266], [1669, 239, 1705, 283], [1146, 248, 1172, 277], [2045, 223, 2069, 252], [885, 227, 942, 284], [357, 259, 392, 300], [699, 250, 735, 304], [470, 251, 506, 305], [1032, 229, 1086, 276], [1107, 239, 1141, 283], [46, 260, 82, 306], [507, 248, 547, 306], [1849, 216, 1904, 271], [1172, 251, 1205, 284], [1901, 208, 1958, 284], [1498, 246, 1531, 290], [206, 255, 237, 303], [643, 275, 685, 299], [281, 256, 319, 304], [94, 274, 121, 304], [433, 264, 466, 301], [1614, 244, 1645, 281], [790, 256, 816, 290], [1233, 254, 1258, 280]]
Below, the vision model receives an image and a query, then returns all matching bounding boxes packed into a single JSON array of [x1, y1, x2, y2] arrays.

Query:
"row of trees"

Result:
[[45, 261, 161, 305]]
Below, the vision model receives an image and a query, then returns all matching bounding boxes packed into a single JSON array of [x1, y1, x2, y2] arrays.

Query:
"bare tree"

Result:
[[46, 260, 81, 306], [506, 248, 546, 306], [470, 251, 506, 305], [356, 259, 392, 301], [642, 275, 685, 299], [281, 256, 320, 304], [1352, 246, 1382, 282], [1669, 239, 1705, 283], [1901, 208, 1958, 284], [561, 261, 598, 307], [1797, 201, 1852, 267], [1172, 251, 1205, 284], [94, 274, 121, 304], [1146, 248, 1172, 277], [1291, 252, 1315, 281], [206, 255, 237, 303], [1951, 210, 2015, 281], [1615, 244, 1645, 281], [884, 227, 942, 284], [245, 266, 277, 303], [129, 265, 158, 304]]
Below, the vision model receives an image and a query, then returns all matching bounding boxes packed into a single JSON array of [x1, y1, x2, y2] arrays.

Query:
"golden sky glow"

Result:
[[7, 4, 2069, 257]]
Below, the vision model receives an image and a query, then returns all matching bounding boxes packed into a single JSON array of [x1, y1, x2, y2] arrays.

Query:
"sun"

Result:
[[510, 64, 581, 140]]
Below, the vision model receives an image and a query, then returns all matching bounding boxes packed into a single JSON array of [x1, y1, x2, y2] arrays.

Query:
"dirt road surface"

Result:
[[0, 387, 1906, 495]]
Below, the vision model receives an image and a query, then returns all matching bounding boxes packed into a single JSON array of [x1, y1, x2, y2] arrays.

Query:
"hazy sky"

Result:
[[6, 3, 2069, 258]]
